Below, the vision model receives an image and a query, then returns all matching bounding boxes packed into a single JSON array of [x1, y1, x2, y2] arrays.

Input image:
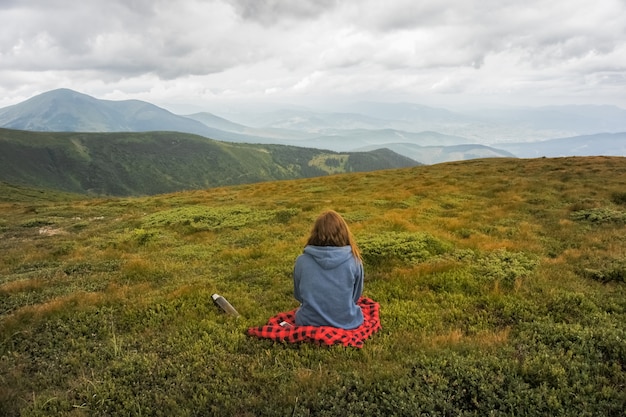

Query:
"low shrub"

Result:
[[129, 228, 158, 246], [570, 208, 626, 224], [359, 232, 452, 267], [611, 191, 626, 205], [472, 249, 538, 288], [143, 205, 298, 232], [581, 260, 626, 283]]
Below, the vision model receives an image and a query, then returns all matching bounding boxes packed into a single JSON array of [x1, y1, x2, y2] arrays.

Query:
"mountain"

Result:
[[0, 128, 420, 196], [0, 88, 215, 136], [183, 111, 249, 133], [494, 132, 626, 158], [184, 112, 314, 143], [209, 108, 400, 132], [184, 109, 482, 156], [215, 102, 626, 143], [211, 102, 470, 133], [300, 129, 470, 152], [355, 143, 516, 165], [464, 105, 626, 135], [184, 112, 474, 152], [3, 89, 626, 160], [339, 101, 471, 124]]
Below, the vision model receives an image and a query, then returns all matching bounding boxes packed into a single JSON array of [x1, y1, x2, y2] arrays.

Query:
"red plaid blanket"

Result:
[[246, 297, 381, 348]]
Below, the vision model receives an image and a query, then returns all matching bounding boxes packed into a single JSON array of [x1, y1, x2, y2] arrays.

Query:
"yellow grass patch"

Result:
[[4, 291, 105, 325], [427, 327, 511, 348], [0, 278, 46, 294], [429, 328, 464, 346]]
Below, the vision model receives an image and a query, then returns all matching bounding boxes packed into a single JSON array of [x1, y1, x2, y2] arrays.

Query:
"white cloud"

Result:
[[0, 0, 625, 109], [229, 0, 338, 25]]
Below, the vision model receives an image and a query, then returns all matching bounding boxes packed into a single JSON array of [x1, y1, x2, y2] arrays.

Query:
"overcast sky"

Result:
[[1, 0, 625, 113]]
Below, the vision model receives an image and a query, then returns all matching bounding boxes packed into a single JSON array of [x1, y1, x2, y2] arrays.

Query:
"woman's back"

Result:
[[294, 245, 364, 329]]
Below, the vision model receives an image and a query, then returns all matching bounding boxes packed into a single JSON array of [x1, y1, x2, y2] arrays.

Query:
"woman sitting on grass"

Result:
[[293, 210, 364, 330], [247, 210, 379, 347]]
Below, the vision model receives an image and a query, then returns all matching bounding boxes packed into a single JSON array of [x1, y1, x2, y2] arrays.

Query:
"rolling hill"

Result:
[[0, 128, 420, 196], [355, 142, 516, 165]]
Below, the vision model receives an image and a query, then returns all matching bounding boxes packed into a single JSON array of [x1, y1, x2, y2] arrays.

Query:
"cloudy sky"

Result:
[[1, 0, 625, 113]]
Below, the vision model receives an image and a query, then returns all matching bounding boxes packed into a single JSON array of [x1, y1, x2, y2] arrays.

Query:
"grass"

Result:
[[1, 156, 626, 416]]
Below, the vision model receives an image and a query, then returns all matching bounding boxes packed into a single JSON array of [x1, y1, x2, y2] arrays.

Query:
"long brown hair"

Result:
[[306, 210, 362, 262]]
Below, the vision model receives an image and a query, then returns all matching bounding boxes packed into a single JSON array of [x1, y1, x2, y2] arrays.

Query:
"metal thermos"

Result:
[[211, 293, 240, 317]]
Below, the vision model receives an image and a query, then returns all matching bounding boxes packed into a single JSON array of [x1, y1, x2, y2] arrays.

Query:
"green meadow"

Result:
[[1, 156, 625, 416]]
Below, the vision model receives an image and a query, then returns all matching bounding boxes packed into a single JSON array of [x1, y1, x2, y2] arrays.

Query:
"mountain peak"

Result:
[[44, 87, 84, 95], [33, 88, 95, 102]]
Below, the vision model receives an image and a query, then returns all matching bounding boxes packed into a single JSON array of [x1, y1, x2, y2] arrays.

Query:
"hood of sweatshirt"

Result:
[[303, 245, 353, 270]]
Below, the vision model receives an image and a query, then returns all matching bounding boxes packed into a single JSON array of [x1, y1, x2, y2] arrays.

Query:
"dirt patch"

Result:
[[38, 227, 68, 236]]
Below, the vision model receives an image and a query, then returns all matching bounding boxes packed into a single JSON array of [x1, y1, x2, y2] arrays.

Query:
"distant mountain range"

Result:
[[205, 100, 626, 144], [0, 128, 419, 196], [1, 88, 625, 165], [494, 132, 626, 158]]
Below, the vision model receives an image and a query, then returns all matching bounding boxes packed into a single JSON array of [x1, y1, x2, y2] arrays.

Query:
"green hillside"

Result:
[[0, 181, 87, 203], [1, 157, 625, 416], [0, 128, 419, 196]]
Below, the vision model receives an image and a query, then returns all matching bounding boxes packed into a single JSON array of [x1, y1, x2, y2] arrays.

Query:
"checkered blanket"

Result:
[[246, 297, 381, 348]]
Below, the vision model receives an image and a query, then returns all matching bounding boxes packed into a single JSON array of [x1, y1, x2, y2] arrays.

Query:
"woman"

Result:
[[293, 210, 364, 329]]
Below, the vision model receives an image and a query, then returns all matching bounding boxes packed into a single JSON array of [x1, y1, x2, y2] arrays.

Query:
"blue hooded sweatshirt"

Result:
[[293, 245, 364, 329]]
